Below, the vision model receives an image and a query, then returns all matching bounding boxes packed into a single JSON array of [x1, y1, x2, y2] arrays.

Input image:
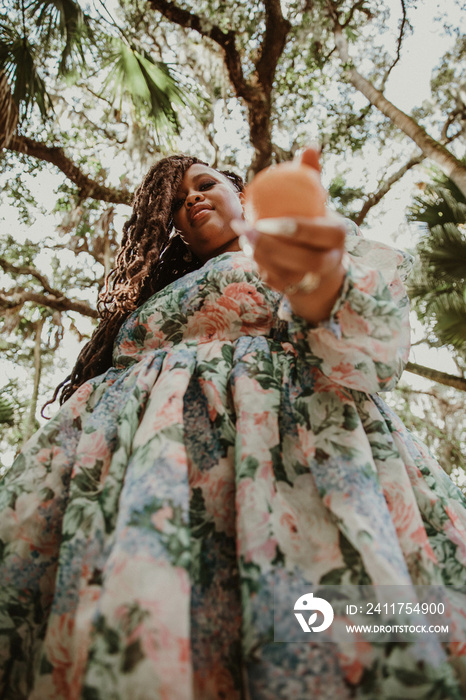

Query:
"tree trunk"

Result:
[[347, 69, 466, 198], [405, 361, 466, 392], [333, 25, 466, 198], [23, 318, 44, 443], [148, 0, 290, 176], [247, 93, 274, 177]]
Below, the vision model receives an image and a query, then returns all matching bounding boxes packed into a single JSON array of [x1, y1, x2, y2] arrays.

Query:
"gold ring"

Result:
[[283, 271, 321, 296]]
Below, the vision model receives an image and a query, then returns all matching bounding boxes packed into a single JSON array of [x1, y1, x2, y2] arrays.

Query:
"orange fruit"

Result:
[[244, 156, 327, 223]]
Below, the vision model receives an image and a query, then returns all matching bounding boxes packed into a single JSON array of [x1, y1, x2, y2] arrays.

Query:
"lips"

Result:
[[189, 203, 213, 224]]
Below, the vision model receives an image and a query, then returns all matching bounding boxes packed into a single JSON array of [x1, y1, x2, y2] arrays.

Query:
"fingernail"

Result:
[[255, 218, 297, 236]]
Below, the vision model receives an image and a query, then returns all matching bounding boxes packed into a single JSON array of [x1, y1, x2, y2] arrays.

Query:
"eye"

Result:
[[200, 180, 216, 191]]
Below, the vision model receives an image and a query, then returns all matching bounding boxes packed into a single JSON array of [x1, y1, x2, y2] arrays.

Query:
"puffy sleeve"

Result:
[[280, 220, 413, 393]]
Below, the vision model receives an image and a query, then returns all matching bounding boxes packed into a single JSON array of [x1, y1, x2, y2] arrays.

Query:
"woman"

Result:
[[1, 151, 465, 699]]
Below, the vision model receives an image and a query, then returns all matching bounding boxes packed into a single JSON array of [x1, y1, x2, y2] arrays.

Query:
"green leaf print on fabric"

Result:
[[62, 498, 100, 541], [72, 460, 105, 496], [121, 639, 145, 673], [270, 444, 291, 485], [132, 324, 147, 345], [238, 455, 260, 480], [159, 313, 189, 345], [221, 343, 234, 364], [342, 404, 359, 431], [190, 487, 215, 539], [339, 531, 372, 585], [292, 400, 311, 430], [247, 351, 282, 392], [308, 393, 350, 434], [128, 498, 191, 570], [240, 558, 262, 595], [40, 657, 54, 675], [319, 567, 347, 585]]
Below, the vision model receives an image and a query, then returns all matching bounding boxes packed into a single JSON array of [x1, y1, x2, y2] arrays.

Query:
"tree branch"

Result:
[[148, 0, 289, 173], [341, 0, 371, 29], [405, 361, 466, 392], [148, 0, 251, 100], [329, 8, 466, 197], [7, 134, 133, 205], [354, 151, 424, 225], [380, 0, 408, 91], [68, 109, 127, 145], [0, 257, 59, 296], [79, 84, 130, 125], [0, 290, 98, 318], [256, 0, 291, 91], [440, 110, 466, 142], [396, 386, 463, 411], [353, 126, 463, 224]]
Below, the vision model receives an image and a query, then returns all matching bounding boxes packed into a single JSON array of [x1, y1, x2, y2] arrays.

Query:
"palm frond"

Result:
[[429, 296, 466, 354], [0, 393, 14, 425], [416, 223, 466, 283], [0, 25, 53, 118], [0, 69, 18, 148], [407, 165, 466, 359], [409, 279, 458, 304], [103, 40, 191, 132], [408, 167, 466, 228], [28, 0, 92, 73]]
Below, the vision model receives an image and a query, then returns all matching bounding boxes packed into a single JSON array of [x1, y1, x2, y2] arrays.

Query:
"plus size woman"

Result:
[[1, 151, 465, 700]]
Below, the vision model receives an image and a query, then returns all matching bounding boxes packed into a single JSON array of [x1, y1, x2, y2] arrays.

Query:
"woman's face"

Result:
[[172, 164, 244, 261]]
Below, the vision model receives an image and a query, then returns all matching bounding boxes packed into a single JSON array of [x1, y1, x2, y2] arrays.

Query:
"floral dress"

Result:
[[1, 227, 466, 700]]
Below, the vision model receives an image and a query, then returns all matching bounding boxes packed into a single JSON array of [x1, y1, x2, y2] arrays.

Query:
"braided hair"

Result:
[[47, 154, 244, 409]]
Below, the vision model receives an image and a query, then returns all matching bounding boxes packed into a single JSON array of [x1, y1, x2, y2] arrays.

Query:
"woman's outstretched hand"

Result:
[[232, 147, 346, 323], [234, 215, 347, 324], [232, 146, 347, 324]]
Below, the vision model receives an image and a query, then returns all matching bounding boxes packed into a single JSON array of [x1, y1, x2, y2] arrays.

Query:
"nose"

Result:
[[186, 191, 204, 207]]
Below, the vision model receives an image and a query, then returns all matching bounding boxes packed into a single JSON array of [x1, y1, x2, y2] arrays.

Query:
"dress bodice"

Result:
[[113, 252, 282, 368]]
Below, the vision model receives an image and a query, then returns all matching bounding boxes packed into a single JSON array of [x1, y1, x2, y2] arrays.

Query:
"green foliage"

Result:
[[271, 0, 411, 159], [0, 0, 193, 134], [407, 168, 466, 359], [0, 0, 92, 119], [0, 380, 25, 474], [0, 24, 53, 118], [430, 35, 466, 128], [31, 0, 91, 72], [0, 150, 47, 224], [386, 384, 465, 486], [409, 173, 466, 227], [104, 40, 187, 132], [0, 392, 14, 425], [327, 174, 365, 215]]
